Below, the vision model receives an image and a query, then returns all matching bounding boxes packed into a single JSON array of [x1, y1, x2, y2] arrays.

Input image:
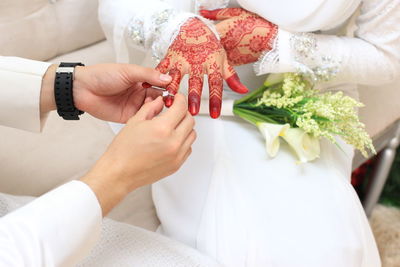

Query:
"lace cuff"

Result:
[[195, 0, 230, 12], [125, 7, 219, 62], [254, 28, 341, 82]]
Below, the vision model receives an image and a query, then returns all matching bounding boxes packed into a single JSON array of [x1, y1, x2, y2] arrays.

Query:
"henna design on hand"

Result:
[[157, 17, 249, 118], [200, 8, 278, 66]]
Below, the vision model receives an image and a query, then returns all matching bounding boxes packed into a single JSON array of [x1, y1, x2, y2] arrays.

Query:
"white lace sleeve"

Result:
[[98, 0, 218, 63], [254, 0, 400, 86], [195, 0, 230, 11]]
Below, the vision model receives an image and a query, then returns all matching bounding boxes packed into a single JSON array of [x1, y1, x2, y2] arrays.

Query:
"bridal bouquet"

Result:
[[228, 73, 375, 162]]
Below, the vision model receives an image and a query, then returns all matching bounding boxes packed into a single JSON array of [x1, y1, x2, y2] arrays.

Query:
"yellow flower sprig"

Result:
[[234, 73, 375, 159]]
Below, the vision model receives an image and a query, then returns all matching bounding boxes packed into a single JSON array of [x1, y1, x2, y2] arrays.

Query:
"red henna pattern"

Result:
[[156, 57, 171, 73], [218, 8, 247, 18], [213, 9, 278, 66], [160, 17, 248, 117], [161, 18, 228, 116], [249, 35, 270, 53], [208, 62, 223, 118], [188, 74, 203, 115], [201, 8, 247, 20]]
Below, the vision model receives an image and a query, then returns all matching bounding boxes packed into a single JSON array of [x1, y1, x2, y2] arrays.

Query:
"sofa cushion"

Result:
[[0, 0, 105, 61]]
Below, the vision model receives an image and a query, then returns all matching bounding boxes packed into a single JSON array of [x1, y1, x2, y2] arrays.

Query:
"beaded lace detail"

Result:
[[195, 0, 230, 13], [255, 32, 341, 82], [289, 33, 340, 82], [126, 5, 219, 62]]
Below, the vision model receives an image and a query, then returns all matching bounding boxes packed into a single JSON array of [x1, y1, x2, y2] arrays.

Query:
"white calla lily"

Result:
[[263, 73, 284, 87], [257, 122, 290, 158], [281, 127, 320, 163]]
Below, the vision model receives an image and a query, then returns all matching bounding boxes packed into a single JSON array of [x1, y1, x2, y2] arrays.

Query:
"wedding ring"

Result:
[[151, 85, 175, 97]]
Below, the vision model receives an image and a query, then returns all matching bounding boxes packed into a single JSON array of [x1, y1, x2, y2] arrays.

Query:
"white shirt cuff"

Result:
[[0, 180, 102, 266], [0, 56, 51, 132]]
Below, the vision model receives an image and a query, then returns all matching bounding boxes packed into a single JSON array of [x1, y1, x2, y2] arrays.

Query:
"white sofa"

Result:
[[0, 0, 398, 232]]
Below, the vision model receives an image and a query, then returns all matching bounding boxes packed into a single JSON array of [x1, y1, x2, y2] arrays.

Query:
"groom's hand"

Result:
[[72, 63, 173, 123], [82, 94, 196, 215]]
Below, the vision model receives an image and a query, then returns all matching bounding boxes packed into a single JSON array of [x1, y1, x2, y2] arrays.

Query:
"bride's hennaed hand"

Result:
[[157, 17, 249, 119], [200, 8, 278, 66]]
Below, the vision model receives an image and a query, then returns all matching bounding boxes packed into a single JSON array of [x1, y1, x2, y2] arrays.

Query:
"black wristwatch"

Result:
[[54, 62, 85, 120]]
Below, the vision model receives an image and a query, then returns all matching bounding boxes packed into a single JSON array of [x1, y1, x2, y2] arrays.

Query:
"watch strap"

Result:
[[54, 62, 85, 120]]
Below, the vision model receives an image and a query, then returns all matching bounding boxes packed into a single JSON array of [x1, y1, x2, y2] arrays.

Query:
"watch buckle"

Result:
[[56, 67, 75, 74]]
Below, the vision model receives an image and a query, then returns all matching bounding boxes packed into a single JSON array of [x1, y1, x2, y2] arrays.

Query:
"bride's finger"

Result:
[[200, 8, 248, 20], [188, 71, 204, 115], [223, 61, 249, 94], [207, 64, 223, 119], [156, 57, 171, 74], [165, 68, 182, 107]]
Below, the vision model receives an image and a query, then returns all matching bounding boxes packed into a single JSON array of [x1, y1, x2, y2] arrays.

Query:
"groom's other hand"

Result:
[[73, 64, 173, 123], [81, 94, 196, 215], [41, 63, 173, 123]]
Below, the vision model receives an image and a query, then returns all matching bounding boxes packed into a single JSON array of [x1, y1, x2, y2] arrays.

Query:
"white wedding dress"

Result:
[[99, 0, 400, 266]]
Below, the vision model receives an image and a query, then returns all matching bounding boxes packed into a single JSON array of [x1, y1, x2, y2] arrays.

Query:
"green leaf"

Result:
[[233, 108, 279, 125], [235, 85, 267, 105]]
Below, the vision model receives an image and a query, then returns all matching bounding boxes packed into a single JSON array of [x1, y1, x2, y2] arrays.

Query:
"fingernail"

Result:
[[226, 74, 249, 94], [200, 10, 216, 20], [142, 82, 152, 88], [210, 107, 220, 119], [189, 102, 199, 116], [160, 74, 172, 82], [165, 96, 173, 107], [199, 10, 209, 17]]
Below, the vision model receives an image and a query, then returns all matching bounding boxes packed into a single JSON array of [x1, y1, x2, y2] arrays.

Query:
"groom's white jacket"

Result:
[[0, 56, 102, 266]]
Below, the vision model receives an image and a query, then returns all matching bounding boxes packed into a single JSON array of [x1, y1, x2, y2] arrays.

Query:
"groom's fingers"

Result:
[[131, 96, 164, 122], [158, 93, 188, 128], [124, 65, 172, 88], [175, 112, 195, 141], [145, 87, 163, 100], [178, 130, 196, 160], [200, 8, 248, 20]]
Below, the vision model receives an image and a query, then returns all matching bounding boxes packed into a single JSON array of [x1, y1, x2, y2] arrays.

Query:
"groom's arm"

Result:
[[0, 57, 195, 266], [0, 56, 52, 132], [0, 57, 102, 266]]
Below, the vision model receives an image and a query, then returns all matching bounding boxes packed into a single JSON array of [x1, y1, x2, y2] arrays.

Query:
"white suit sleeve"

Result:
[[98, 0, 218, 63], [0, 56, 51, 132], [0, 181, 102, 267], [253, 0, 400, 86]]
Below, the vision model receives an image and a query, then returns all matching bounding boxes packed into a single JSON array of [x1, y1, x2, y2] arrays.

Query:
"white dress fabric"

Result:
[[99, 0, 400, 266]]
